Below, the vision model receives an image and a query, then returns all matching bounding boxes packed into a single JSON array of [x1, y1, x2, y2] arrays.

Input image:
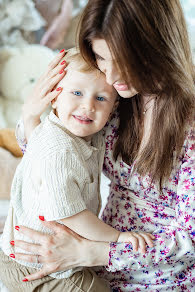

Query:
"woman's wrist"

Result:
[[82, 239, 110, 267], [22, 108, 41, 125], [22, 115, 41, 141]]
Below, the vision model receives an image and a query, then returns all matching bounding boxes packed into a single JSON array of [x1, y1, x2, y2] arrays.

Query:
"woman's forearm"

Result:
[[23, 116, 41, 142]]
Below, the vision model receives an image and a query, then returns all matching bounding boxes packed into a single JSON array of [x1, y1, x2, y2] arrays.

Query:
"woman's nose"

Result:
[[104, 63, 120, 85]]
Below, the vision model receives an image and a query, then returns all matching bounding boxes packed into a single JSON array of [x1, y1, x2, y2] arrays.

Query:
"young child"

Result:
[[0, 48, 154, 291]]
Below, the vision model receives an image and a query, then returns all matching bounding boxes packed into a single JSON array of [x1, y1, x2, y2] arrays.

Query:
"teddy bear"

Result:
[[0, 128, 22, 201], [0, 128, 22, 157], [0, 44, 57, 128], [0, 44, 57, 204], [0, 0, 45, 47]]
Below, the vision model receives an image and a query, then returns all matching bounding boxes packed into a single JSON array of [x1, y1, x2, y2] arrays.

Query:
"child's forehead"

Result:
[[63, 63, 105, 82], [59, 67, 115, 95]]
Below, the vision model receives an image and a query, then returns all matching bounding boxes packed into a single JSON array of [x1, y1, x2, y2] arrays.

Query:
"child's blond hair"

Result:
[[62, 47, 97, 73], [61, 47, 119, 114]]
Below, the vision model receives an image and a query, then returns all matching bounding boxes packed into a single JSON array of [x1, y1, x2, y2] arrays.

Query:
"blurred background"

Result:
[[0, 0, 194, 130], [0, 2, 194, 290], [0, 0, 194, 251]]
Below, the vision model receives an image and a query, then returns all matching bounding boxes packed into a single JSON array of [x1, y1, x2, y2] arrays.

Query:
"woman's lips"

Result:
[[113, 83, 129, 91]]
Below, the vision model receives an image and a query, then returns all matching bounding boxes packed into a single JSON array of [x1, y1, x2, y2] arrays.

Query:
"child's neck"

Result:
[[53, 109, 92, 143]]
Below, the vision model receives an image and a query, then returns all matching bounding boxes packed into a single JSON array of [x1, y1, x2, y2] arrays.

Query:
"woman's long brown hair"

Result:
[[78, 0, 195, 186]]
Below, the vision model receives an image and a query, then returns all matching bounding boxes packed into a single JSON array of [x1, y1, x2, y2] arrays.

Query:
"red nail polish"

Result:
[[60, 49, 65, 53], [22, 278, 28, 282], [56, 87, 62, 91], [39, 216, 45, 221], [61, 60, 66, 65], [59, 69, 64, 74], [9, 254, 15, 258], [15, 226, 20, 231], [10, 241, 15, 246]]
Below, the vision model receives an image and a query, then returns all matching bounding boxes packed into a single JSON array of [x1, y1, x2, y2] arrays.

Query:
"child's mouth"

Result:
[[73, 115, 93, 124]]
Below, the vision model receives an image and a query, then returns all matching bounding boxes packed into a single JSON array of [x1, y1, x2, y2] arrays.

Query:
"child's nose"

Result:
[[80, 98, 95, 112]]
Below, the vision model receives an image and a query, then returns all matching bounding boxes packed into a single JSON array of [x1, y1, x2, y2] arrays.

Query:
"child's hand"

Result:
[[117, 231, 155, 254], [22, 49, 67, 123]]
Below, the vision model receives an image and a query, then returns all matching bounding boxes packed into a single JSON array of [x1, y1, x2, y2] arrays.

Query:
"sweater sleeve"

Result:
[[39, 151, 87, 221], [107, 124, 195, 272]]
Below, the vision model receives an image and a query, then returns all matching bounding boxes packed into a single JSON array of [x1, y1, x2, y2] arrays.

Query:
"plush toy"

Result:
[[0, 128, 22, 200], [0, 128, 22, 157], [0, 44, 57, 128], [0, 0, 45, 47], [0, 147, 21, 200], [35, 0, 88, 50]]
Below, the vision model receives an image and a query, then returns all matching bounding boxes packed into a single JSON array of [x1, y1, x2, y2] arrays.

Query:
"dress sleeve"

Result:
[[107, 124, 195, 272], [15, 118, 27, 154], [40, 151, 87, 221]]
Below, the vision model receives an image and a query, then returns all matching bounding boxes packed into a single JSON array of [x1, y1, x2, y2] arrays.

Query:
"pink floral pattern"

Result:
[[96, 114, 195, 291]]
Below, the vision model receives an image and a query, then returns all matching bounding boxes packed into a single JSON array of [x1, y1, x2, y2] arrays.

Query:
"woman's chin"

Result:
[[117, 88, 138, 99]]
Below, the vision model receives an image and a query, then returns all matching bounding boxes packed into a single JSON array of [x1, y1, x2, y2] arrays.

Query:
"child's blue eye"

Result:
[[73, 91, 82, 96], [96, 96, 105, 101]]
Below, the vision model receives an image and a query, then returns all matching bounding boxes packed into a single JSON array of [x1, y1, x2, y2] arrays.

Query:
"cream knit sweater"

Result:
[[1, 111, 105, 278]]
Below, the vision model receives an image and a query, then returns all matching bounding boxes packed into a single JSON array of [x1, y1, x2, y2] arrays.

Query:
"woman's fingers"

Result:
[[41, 70, 66, 96], [22, 265, 58, 282], [15, 226, 50, 245], [47, 60, 67, 79], [23, 50, 67, 122], [40, 49, 66, 81], [14, 253, 43, 264], [23, 269, 49, 282], [14, 240, 41, 254], [48, 49, 66, 71], [15, 253, 46, 265], [41, 90, 62, 108]]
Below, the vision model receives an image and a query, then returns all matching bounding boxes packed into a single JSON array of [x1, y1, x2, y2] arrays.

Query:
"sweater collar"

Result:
[[48, 111, 102, 160]]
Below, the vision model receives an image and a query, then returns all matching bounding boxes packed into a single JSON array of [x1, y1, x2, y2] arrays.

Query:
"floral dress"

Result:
[[16, 115, 195, 292]]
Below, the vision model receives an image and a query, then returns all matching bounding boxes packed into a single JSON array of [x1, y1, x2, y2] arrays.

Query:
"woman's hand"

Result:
[[13, 218, 110, 282], [22, 49, 67, 140]]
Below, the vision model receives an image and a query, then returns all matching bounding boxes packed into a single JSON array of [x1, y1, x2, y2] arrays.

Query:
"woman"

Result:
[[9, 0, 195, 291]]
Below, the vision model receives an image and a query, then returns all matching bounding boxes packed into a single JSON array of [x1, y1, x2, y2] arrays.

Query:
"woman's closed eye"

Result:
[[95, 53, 104, 61], [72, 91, 83, 96]]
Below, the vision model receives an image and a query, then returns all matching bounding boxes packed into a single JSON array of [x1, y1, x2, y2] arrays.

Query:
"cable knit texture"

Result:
[[1, 111, 105, 279]]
